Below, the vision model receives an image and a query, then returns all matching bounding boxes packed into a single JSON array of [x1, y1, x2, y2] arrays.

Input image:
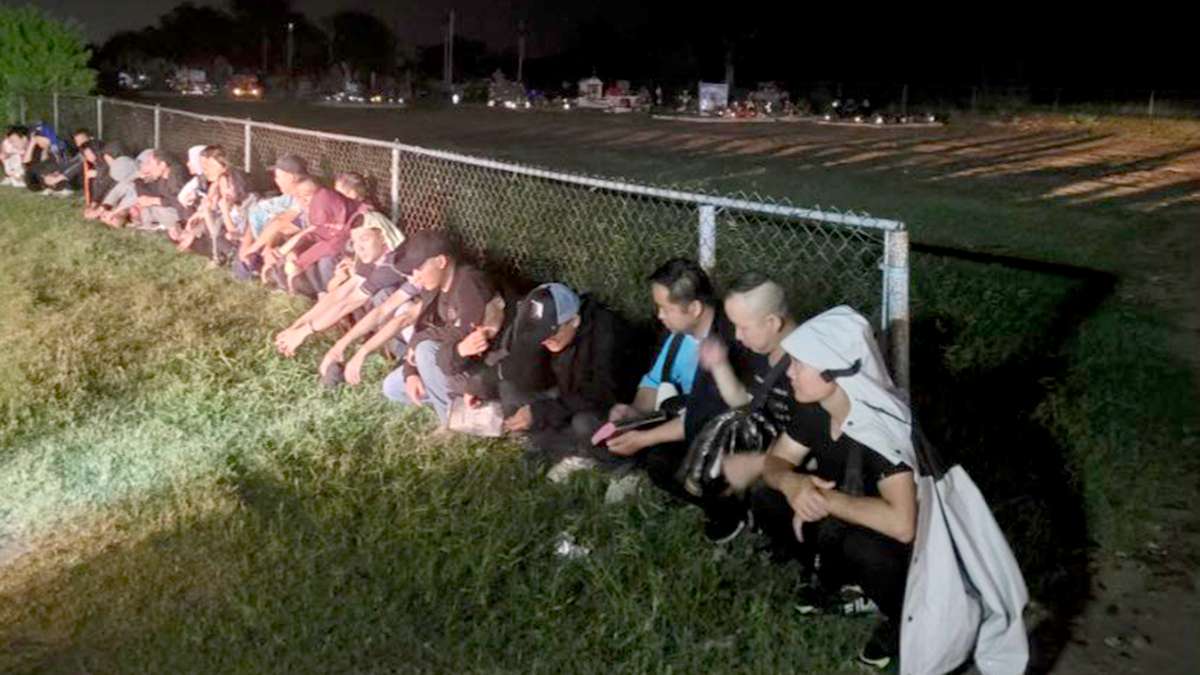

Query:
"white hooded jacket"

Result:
[[781, 306, 1028, 675]]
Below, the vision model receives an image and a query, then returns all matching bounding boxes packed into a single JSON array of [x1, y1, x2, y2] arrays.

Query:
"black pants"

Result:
[[750, 484, 911, 621]]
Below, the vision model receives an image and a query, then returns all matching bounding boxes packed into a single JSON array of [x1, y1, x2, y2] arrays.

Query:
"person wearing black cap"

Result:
[[236, 153, 310, 278], [381, 230, 504, 423], [483, 282, 644, 469]]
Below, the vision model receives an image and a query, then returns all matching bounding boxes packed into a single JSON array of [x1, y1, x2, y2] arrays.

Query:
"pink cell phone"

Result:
[[591, 422, 618, 446]]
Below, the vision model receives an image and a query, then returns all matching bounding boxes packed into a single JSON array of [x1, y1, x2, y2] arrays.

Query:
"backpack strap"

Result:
[[659, 334, 683, 386], [747, 355, 790, 412]]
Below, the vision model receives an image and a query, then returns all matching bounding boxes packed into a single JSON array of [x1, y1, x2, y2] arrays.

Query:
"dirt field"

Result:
[[145, 96, 1200, 220]]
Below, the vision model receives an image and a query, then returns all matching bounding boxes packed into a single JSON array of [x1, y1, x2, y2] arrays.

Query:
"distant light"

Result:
[[563, 102, 570, 110], [233, 87, 244, 96], [874, 114, 884, 124], [927, 114, 936, 123], [452, 93, 461, 105], [524, 101, 531, 109], [854, 115, 863, 123], [488, 99, 495, 107]]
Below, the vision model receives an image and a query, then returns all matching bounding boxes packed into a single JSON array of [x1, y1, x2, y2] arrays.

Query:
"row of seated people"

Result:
[[4, 123, 971, 672], [276, 231, 916, 670]]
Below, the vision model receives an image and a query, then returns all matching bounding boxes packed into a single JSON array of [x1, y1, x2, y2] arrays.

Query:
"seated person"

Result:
[[85, 156, 139, 222], [2, 125, 29, 187], [79, 140, 111, 209], [477, 282, 643, 467], [601, 259, 752, 537], [724, 306, 917, 671], [177, 145, 210, 213], [279, 186, 370, 296], [381, 230, 501, 424], [237, 154, 309, 278], [257, 176, 319, 287], [131, 149, 188, 231], [274, 211, 409, 358], [334, 171, 369, 203], [176, 146, 251, 263], [24, 126, 91, 194]]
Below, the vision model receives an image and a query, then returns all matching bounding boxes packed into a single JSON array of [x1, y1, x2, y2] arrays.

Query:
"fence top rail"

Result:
[[97, 96, 904, 231]]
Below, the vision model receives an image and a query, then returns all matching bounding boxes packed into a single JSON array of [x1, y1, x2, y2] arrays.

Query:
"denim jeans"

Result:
[[382, 339, 451, 421]]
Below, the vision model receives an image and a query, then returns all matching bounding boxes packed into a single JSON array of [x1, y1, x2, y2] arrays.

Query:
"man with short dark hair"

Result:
[[600, 259, 753, 537], [132, 149, 188, 231]]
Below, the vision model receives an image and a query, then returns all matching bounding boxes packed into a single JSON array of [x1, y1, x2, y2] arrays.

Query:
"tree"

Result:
[[0, 4, 95, 117]]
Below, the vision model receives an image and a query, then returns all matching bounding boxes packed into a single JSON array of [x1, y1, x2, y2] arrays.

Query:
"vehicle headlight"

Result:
[[234, 87, 244, 95]]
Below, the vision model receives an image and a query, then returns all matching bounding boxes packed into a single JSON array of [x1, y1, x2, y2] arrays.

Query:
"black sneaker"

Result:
[[858, 617, 899, 670], [704, 508, 751, 544]]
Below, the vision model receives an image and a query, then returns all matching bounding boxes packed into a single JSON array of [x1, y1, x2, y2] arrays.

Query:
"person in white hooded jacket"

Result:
[[725, 305, 1029, 675]]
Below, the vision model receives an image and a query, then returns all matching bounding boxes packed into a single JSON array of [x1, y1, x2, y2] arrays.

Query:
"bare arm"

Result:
[[247, 210, 301, 255], [605, 416, 685, 456], [822, 472, 917, 544], [699, 338, 751, 407]]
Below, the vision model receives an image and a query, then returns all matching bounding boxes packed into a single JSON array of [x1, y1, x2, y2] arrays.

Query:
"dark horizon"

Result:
[[25, 0, 1200, 93]]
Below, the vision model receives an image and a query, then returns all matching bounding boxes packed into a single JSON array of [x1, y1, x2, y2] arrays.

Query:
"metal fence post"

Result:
[[882, 229, 910, 391], [698, 204, 717, 273], [390, 144, 400, 223], [244, 121, 252, 173], [96, 97, 104, 139], [52, 92, 59, 131], [153, 105, 161, 148]]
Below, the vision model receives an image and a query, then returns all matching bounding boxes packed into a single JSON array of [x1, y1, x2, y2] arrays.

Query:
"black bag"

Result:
[[679, 356, 790, 497]]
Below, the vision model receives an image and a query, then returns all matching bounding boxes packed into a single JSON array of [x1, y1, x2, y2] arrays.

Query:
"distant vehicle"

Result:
[[117, 71, 151, 91], [169, 68, 215, 96], [231, 73, 263, 99]]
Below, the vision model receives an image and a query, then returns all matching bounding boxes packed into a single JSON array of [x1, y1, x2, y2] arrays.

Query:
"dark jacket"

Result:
[[520, 296, 645, 432]]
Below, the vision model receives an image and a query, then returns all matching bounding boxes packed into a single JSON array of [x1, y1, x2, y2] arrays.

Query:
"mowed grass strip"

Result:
[[0, 191, 867, 673]]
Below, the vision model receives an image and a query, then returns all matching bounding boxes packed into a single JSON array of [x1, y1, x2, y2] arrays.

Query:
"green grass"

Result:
[[0, 192, 873, 673], [0, 115, 1196, 674]]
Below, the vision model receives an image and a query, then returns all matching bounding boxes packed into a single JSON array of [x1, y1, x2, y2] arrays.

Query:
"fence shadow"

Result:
[[909, 243, 1118, 673]]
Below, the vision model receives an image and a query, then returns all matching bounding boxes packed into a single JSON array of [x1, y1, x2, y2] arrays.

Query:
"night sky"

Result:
[[22, 0, 1198, 90]]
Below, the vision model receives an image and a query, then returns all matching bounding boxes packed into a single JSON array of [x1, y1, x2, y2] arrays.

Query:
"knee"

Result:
[[382, 367, 409, 402]]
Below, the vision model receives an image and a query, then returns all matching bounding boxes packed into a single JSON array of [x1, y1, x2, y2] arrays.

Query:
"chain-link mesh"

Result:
[[714, 205, 885, 323], [158, 108, 247, 171], [100, 100, 155, 153], [64, 95, 901, 348], [249, 127, 394, 214]]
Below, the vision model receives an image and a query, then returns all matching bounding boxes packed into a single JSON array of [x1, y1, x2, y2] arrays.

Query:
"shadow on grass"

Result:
[[910, 243, 1118, 674]]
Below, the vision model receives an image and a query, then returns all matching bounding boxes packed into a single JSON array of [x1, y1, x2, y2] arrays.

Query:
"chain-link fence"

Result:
[[15, 93, 910, 386]]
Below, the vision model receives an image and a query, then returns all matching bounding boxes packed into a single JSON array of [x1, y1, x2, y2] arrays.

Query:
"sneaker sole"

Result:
[[857, 652, 892, 670]]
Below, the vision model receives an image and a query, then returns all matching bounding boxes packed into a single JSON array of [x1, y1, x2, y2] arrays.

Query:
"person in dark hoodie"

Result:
[[486, 282, 644, 474]]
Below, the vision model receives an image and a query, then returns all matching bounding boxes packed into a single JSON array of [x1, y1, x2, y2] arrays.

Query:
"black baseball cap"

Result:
[[394, 229, 455, 273], [270, 153, 308, 174]]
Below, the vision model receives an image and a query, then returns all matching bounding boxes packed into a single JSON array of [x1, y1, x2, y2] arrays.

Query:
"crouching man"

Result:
[[381, 230, 501, 425], [724, 306, 917, 671], [483, 282, 643, 475]]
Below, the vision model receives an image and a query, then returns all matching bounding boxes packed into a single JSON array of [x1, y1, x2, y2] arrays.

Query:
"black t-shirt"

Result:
[[744, 352, 795, 430], [785, 402, 911, 498]]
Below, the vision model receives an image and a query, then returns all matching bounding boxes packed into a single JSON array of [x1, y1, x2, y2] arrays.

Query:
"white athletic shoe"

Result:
[[546, 456, 598, 484], [604, 472, 644, 504]]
